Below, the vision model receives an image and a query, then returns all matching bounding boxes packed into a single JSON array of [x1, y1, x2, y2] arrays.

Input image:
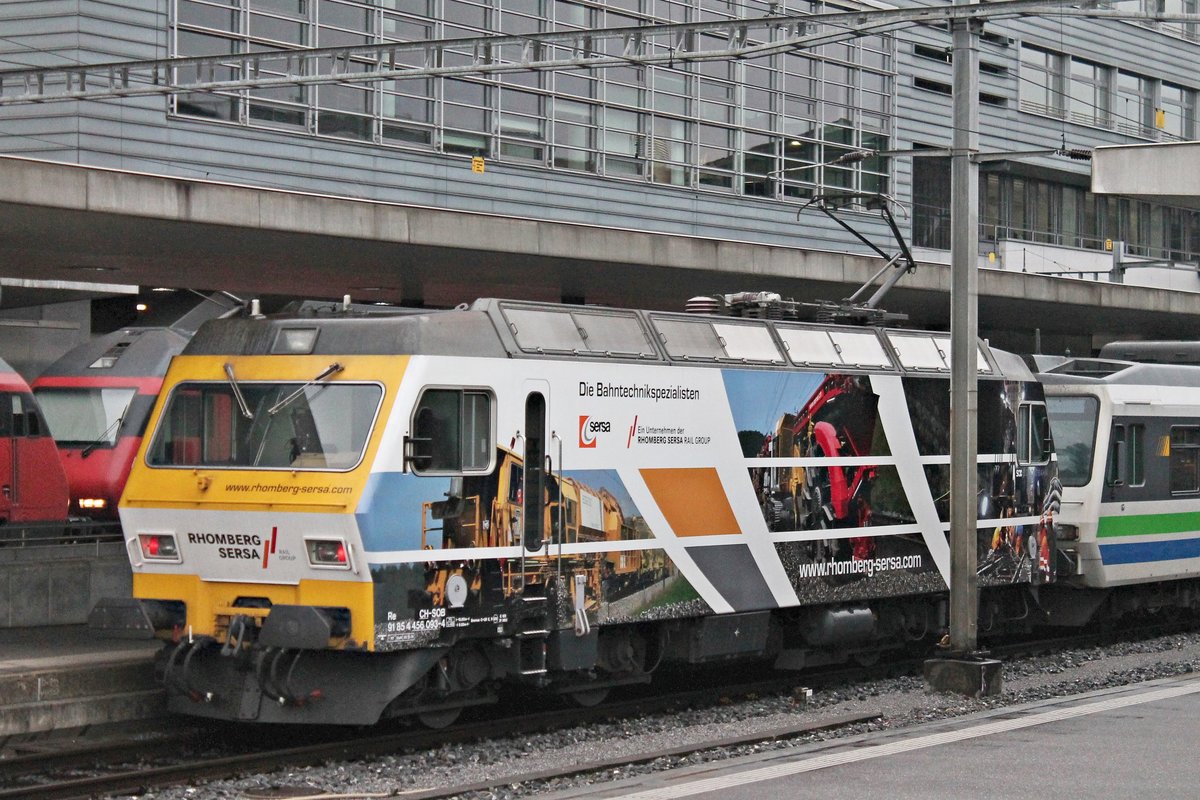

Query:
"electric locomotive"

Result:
[[97, 297, 1059, 725], [33, 327, 191, 520], [0, 357, 70, 529]]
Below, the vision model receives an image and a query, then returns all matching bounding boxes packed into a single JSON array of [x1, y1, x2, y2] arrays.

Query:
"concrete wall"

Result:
[[0, 543, 131, 628], [0, 301, 90, 379]]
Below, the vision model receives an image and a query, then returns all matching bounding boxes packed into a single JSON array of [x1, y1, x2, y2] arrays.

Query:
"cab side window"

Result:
[[0, 393, 11, 437], [1127, 424, 1145, 487], [1106, 423, 1145, 489], [10, 394, 44, 438], [1018, 403, 1051, 465], [410, 389, 493, 474], [1170, 426, 1200, 494]]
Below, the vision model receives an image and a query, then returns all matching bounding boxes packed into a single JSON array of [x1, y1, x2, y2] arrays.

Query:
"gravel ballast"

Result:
[[110, 628, 1200, 800]]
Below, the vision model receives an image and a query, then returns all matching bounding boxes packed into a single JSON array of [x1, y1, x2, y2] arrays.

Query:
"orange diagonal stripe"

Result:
[[640, 467, 741, 537]]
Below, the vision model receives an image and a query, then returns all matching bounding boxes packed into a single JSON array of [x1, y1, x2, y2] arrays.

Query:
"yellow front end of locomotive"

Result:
[[119, 353, 408, 651]]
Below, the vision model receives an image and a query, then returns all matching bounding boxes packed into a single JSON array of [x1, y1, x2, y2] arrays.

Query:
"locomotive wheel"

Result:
[[810, 483, 827, 529], [568, 687, 610, 707], [417, 707, 462, 729]]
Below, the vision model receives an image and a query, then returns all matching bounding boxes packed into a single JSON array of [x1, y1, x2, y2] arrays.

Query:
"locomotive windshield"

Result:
[[36, 387, 136, 447], [1044, 395, 1100, 486], [147, 380, 382, 470]]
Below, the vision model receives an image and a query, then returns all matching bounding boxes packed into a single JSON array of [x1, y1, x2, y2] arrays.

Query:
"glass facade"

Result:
[[1068, 57, 1109, 128], [897, 40, 1200, 263], [170, 0, 894, 201], [914, 160, 1200, 262], [164, 3, 1200, 270], [1018, 44, 1063, 118], [1019, 42, 1198, 141], [1145, 0, 1200, 41]]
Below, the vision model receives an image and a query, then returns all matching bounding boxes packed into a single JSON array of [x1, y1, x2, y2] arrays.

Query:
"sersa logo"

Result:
[[579, 415, 611, 448], [184, 526, 278, 566]]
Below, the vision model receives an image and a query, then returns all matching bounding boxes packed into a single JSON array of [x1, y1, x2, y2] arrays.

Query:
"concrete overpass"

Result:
[[2, 154, 1198, 357]]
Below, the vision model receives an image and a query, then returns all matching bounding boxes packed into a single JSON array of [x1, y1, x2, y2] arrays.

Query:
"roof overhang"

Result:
[[1, 154, 1199, 344], [1092, 140, 1200, 209]]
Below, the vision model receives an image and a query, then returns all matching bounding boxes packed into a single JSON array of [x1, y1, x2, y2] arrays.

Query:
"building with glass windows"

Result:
[[3, 0, 1200, 306]]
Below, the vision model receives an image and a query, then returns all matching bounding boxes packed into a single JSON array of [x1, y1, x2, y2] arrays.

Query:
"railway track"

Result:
[[4, 618, 1196, 800], [0, 671, 866, 800], [4, 704, 883, 800]]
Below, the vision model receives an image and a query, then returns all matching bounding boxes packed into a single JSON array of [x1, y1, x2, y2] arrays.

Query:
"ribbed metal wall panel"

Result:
[[3, 1, 1199, 262], [898, 3, 1200, 181]]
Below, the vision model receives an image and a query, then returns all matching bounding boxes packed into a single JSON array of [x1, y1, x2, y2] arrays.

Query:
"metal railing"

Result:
[[0, 520, 124, 548]]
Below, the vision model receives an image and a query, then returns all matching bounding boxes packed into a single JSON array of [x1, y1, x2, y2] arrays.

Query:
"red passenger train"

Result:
[[0, 357, 69, 526], [32, 327, 192, 521], [32, 294, 242, 521]]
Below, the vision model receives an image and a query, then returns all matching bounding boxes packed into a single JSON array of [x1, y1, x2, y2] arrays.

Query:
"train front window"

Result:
[[1044, 395, 1099, 487], [147, 381, 381, 470], [35, 387, 136, 447]]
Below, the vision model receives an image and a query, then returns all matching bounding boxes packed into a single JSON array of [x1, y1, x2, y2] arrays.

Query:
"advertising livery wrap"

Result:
[[355, 358, 1057, 652]]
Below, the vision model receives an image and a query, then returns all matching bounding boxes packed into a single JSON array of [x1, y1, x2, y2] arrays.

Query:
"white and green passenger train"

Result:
[[1037, 353, 1200, 624]]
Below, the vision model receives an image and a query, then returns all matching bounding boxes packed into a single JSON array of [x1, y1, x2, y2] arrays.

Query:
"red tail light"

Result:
[[138, 533, 181, 562], [306, 538, 351, 569]]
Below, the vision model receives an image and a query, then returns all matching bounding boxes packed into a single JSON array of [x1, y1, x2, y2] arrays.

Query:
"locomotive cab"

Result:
[[33, 327, 192, 520], [1042, 358, 1200, 592], [121, 355, 388, 647]]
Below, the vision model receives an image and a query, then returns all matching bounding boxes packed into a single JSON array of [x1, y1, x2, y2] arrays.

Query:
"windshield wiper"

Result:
[[224, 363, 254, 419], [267, 363, 344, 416], [81, 408, 128, 458]]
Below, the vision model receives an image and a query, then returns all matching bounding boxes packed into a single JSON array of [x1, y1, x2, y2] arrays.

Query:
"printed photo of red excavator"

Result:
[[752, 373, 882, 563]]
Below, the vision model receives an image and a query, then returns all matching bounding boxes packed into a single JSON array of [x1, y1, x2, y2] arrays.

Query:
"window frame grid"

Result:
[[169, 0, 896, 203]]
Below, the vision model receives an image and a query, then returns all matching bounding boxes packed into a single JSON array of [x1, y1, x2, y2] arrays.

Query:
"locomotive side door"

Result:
[[518, 381, 562, 591], [0, 393, 12, 523], [515, 381, 562, 677], [521, 385, 549, 557], [0, 393, 67, 524]]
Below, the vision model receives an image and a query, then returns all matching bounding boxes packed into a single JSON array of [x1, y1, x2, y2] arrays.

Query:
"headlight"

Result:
[[138, 533, 182, 562]]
